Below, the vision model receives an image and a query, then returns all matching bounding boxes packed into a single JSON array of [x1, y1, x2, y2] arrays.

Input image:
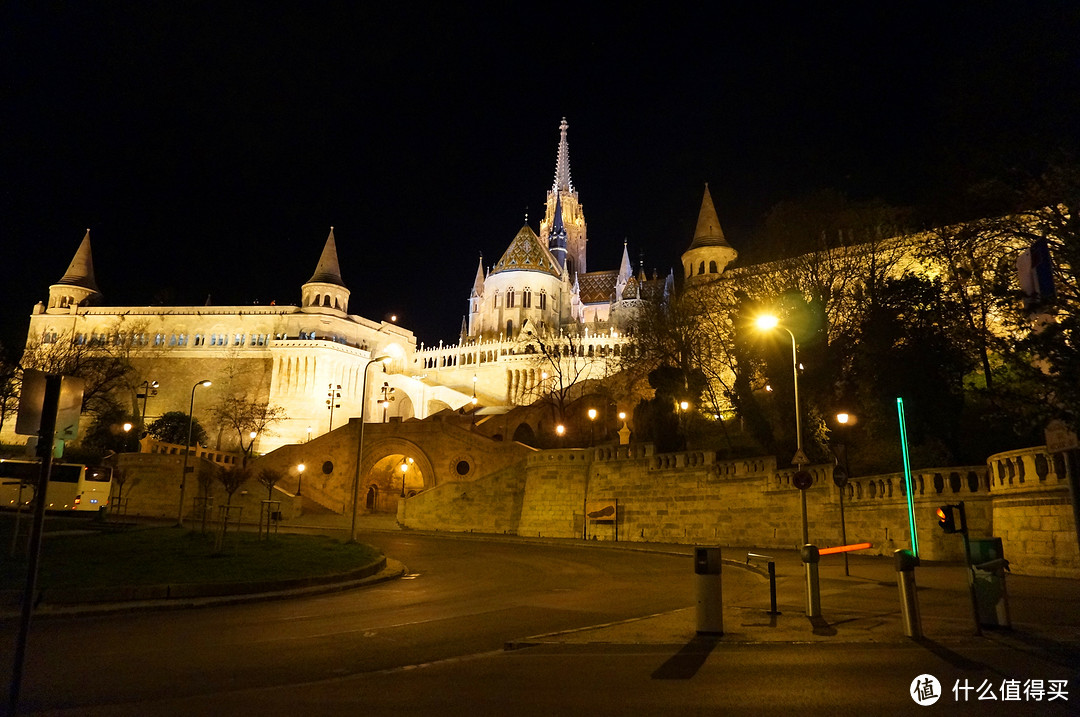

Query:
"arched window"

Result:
[[506, 319, 514, 337], [699, 260, 705, 274], [506, 289, 515, 308], [523, 287, 532, 308], [709, 260, 718, 273], [539, 290, 547, 310]]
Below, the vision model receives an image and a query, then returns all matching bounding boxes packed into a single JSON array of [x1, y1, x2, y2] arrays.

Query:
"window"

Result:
[[506, 289, 515, 308], [539, 291, 547, 310], [709, 260, 718, 273], [234, 333, 245, 346], [699, 261, 705, 274], [194, 334, 204, 346], [177, 333, 188, 346], [523, 287, 532, 308], [154, 333, 166, 346]]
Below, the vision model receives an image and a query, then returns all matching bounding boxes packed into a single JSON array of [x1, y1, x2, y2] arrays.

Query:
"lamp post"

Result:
[[834, 411, 854, 576], [327, 383, 341, 432], [296, 462, 305, 497], [350, 355, 389, 543], [587, 407, 597, 447], [399, 459, 408, 497], [555, 423, 565, 447], [755, 314, 808, 544], [177, 379, 212, 528], [471, 375, 478, 407], [379, 382, 396, 423], [243, 430, 258, 467], [136, 380, 158, 432]]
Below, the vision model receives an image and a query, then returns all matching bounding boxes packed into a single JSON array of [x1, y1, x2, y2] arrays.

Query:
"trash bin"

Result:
[[967, 537, 1011, 628], [694, 546, 723, 635]]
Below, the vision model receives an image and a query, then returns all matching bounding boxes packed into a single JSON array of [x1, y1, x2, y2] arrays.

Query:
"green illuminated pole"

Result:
[[897, 397, 918, 557]]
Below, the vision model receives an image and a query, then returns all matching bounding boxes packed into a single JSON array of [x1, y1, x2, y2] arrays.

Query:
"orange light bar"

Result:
[[819, 542, 872, 555]]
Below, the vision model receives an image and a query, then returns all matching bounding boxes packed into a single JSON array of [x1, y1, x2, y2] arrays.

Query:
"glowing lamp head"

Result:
[[755, 314, 779, 331], [297, 463, 305, 474], [587, 408, 597, 420], [836, 413, 850, 425], [122, 422, 133, 432], [555, 424, 565, 437], [679, 401, 689, 411]]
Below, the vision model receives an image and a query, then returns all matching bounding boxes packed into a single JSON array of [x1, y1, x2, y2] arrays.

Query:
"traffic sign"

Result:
[[792, 470, 813, 490], [833, 467, 849, 488], [791, 448, 809, 466]]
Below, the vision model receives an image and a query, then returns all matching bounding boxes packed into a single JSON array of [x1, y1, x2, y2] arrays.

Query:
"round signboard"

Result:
[[792, 470, 813, 490], [833, 467, 849, 488]]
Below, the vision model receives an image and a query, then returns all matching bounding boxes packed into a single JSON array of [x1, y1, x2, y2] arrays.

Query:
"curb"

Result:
[[0, 559, 406, 619]]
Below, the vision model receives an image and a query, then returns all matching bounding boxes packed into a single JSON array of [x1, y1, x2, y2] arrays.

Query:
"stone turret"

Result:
[[301, 227, 351, 313], [48, 229, 102, 312], [682, 184, 737, 284]]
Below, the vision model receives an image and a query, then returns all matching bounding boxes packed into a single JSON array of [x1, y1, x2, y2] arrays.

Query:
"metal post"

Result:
[[8, 374, 61, 716], [894, 549, 922, 638], [768, 561, 778, 615], [801, 544, 821, 618]]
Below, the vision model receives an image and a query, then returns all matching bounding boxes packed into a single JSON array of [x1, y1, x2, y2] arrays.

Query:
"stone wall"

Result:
[[397, 463, 526, 534], [115, 452, 300, 524], [986, 446, 1080, 577]]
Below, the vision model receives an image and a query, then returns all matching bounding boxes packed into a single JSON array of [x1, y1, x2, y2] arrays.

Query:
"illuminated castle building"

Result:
[[10, 118, 738, 452]]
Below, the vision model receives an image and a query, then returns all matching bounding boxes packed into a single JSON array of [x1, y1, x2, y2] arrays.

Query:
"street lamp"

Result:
[[555, 423, 565, 447], [755, 313, 808, 544], [471, 375, 478, 406], [587, 407, 597, 446], [833, 411, 855, 576], [379, 382, 396, 422], [136, 380, 158, 432], [297, 462, 305, 497], [350, 355, 390, 543], [327, 383, 341, 431], [177, 379, 212, 528], [399, 458, 408, 497]]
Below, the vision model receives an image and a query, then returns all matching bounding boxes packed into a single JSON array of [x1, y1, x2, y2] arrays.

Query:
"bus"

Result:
[[0, 459, 113, 512]]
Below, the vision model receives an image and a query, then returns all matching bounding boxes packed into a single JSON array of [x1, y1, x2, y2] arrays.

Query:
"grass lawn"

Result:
[[0, 515, 383, 591]]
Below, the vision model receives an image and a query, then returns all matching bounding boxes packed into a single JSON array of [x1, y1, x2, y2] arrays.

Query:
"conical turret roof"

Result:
[[687, 184, 731, 250], [307, 227, 346, 286], [56, 229, 100, 291]]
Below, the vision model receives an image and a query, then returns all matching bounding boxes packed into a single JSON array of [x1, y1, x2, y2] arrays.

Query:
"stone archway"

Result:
[[358, 437, 438, 514]]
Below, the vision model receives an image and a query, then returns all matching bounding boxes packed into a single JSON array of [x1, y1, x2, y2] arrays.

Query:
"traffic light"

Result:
[[936, 504, 958, 533]]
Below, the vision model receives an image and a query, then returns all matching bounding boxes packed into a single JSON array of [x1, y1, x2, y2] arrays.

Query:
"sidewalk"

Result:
[[507, 546, 1080, 650]]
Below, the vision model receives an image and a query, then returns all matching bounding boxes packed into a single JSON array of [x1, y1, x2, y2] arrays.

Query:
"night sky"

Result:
[[3, 3, 1079, 352]]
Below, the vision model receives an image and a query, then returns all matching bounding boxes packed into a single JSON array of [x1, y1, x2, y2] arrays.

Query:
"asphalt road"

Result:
[[2, 533, 1077, 716], [0, 532, 704, 714]]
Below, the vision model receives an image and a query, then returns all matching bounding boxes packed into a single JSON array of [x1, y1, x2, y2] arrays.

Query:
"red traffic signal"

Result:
[[936, 505, 958, 533]]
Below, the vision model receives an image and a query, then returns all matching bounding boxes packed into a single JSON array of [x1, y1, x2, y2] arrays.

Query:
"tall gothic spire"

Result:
[[471, 254, 485, 297], [307, 226, 346, 286], [548, 194, 568, 268], [551, 117, 574, 194], [57, 229, 100, 292]]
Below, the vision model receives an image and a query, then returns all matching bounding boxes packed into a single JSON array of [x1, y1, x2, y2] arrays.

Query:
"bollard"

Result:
[[767, 561, 779, 615], [694, 546, 723, 635], [747, 553, 780, 615], [801, 544, 821, 618], [894, 549, 922, 638]]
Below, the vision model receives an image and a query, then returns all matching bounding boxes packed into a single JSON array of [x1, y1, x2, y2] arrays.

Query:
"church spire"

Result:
[[548, 194, 568, 268], [552, 117, 574, 194], [307, 226, 346, 286], [471, 254, 485, 298]]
